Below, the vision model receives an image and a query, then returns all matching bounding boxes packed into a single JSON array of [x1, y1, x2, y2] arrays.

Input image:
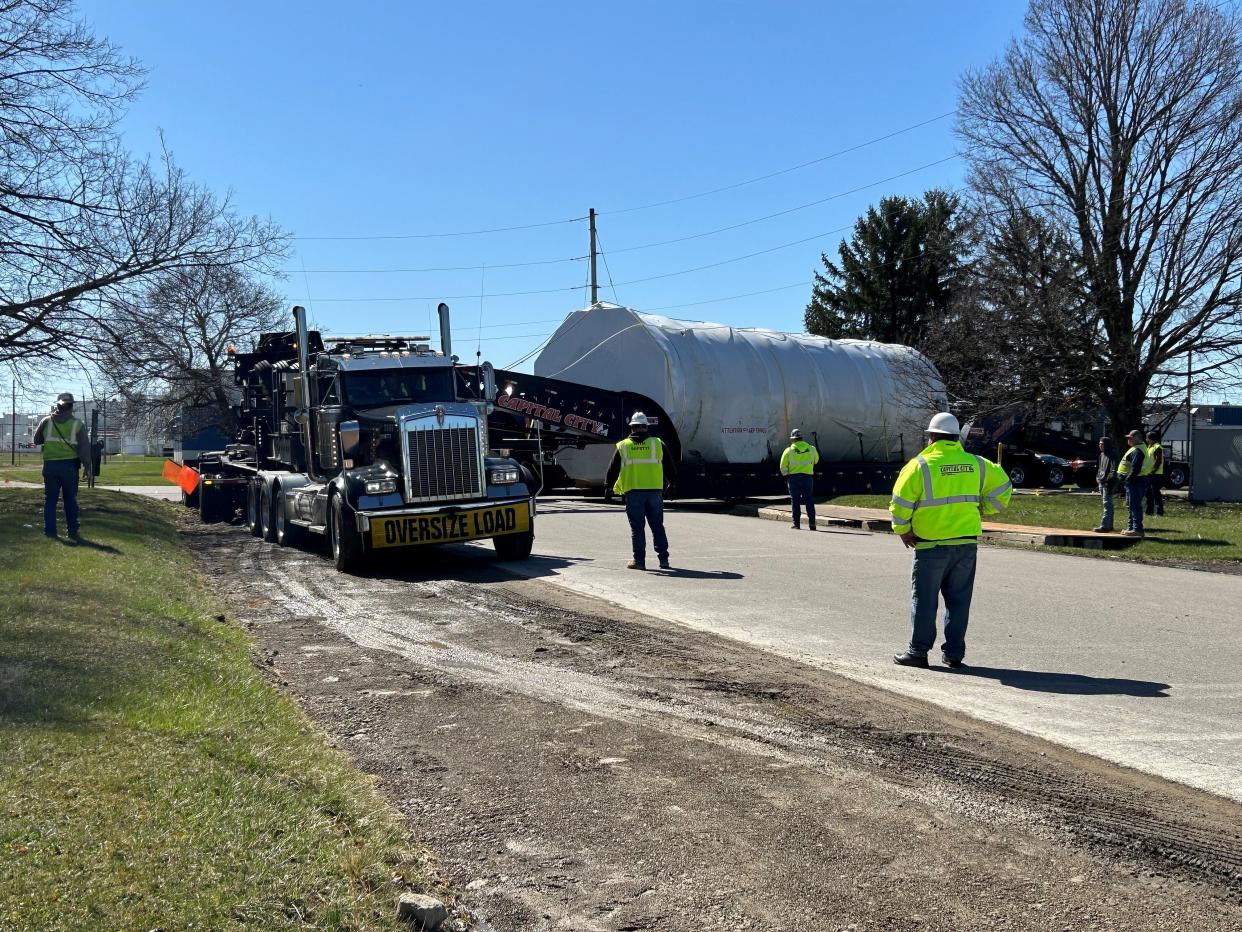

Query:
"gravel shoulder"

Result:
[[185, 518, 1242, 931]]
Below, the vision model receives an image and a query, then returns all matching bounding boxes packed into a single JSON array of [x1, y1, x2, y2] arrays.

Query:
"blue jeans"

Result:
[[43, 458, 80, 537], [788, 474, 815, 527], [1126, 478, 1146, 532], [909, 544, 977, 661], [624, 489, 669, 565], [1098, 481, 1114, 530]]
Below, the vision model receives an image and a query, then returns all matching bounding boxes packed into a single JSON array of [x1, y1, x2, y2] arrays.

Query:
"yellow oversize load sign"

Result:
[[370, 502, 530, 549]]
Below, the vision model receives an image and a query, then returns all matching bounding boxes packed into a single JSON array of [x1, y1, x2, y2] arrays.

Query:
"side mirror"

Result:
[[338, 420, 361, 457], [482, 362, 497, 403]]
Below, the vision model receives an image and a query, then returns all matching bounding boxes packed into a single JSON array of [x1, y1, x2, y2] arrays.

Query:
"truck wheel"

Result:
[[182, 486, 199, 509], [329, 494, 363, 573], [1167, 465, 1187, 489], [198, 481, 217, 523], [246, 481, 263, 537], [1044, 466, 1066, 488], [260, 483, 278, 543], [275, 489, 303, 548], [1008, 465, 1027, 488], [493, 530, 534, 561]]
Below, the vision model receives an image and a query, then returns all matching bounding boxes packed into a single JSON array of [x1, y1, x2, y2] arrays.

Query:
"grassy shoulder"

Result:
[[0, 489, 425, 929], [0, 453, 169, 486], [827, 492, 1242, 567]]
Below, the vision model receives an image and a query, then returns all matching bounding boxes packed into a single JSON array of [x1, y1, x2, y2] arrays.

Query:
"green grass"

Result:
[[826, 492, 1242, 567], [0, 489, 424, 930], [0, 453, 168, 486]]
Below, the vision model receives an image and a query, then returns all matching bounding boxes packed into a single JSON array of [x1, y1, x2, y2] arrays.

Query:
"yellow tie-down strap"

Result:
[[370, 501, 530, 549]]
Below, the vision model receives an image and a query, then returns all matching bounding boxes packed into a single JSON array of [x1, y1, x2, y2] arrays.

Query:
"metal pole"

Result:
[[589, 207, 598, 306], [10, 381, 14, 465], [1186, 349, 1193, 496]]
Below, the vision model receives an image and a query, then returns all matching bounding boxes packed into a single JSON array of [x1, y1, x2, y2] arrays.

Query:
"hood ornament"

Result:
[[434, 405, 446, 426]]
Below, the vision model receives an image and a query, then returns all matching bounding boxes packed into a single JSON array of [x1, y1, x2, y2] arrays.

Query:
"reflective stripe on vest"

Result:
[[614, 436, 664, 494], [908, 445, 985, 540], [42, 417, 82, 461], [786, 442, 815, 475]]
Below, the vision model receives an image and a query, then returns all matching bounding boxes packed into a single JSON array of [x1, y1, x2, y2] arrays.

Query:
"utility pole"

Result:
[[588, 207, 599, 306], [1186, 349, 1193, 495], [10, 381, 15, 465]]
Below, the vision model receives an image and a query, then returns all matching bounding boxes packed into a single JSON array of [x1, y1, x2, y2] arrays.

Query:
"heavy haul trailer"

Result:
[[187, 304, 538, 573]]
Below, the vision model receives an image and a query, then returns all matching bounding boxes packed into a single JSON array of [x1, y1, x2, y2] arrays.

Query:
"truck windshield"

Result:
[[342, 369, 455, 408]]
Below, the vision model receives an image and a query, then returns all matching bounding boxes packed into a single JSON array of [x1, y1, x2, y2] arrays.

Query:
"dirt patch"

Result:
[[186, 516, 1242, 931]]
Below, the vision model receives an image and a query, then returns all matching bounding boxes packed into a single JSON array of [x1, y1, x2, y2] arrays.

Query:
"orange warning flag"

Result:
[[162, 459, 200, 494]]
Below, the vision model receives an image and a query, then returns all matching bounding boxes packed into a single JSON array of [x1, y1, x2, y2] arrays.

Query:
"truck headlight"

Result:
[[489, 467, 520, 485], [365, 478, 397, 494]]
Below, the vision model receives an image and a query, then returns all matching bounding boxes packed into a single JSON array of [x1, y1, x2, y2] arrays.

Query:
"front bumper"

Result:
[[355, 496, 534, 549]]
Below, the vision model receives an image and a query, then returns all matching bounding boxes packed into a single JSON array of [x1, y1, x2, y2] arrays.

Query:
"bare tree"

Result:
[[0, 1, 287, 363], [99, 265, 286, 432], [958, 0, 1242, 434]]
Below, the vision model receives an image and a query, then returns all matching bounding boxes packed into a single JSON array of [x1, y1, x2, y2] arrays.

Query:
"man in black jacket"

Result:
[[1092, 436, 1118, 533]]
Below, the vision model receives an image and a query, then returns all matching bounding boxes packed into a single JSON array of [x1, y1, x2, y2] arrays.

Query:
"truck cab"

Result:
[[193, 305, 536, 573]]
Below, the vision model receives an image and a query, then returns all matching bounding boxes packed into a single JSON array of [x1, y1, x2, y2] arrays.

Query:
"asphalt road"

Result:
[[488, 497, 1242, 802]]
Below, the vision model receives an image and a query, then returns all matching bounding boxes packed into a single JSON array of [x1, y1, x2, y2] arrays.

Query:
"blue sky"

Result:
[[77, 0, 1026, 372]]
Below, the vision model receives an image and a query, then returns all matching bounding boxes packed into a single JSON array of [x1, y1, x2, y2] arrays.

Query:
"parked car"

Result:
[[999, 451, 1071, 488], [1066, 457, 1188, 489]]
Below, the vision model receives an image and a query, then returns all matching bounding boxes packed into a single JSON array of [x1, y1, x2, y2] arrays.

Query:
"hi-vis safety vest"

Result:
[[1118, 443, 1152, 478], [41, 417, 83, 462], [613, 436, 665, 495], [780, 441, 819, 476], [1149, 442, 1164, 476], [889, 440, 1012, 547]]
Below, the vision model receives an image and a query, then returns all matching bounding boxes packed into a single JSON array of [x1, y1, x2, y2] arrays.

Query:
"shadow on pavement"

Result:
[[649, 567, 744, 580], [940, 665, 1171, 697]]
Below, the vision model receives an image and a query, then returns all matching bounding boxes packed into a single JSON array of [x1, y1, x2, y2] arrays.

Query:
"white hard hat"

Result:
[[790, 428, 802, 440], [927, 412, 961, 436], [629, 411, 649, 427]]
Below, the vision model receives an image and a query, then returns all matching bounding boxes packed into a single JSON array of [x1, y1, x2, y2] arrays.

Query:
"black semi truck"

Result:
[[182, 305, 543, 572]]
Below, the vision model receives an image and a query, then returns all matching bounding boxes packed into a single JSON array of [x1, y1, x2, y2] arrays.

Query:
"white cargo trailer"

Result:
[[534, 303, 945, 495]]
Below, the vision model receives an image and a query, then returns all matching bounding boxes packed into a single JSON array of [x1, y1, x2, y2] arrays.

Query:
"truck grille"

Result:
[[404, 423, 484, 503]]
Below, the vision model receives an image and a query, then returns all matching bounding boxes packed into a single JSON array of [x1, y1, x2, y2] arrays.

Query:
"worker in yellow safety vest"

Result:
[[780, 428, 820, 530], [33, 392, 94, 541], [1144, 430, 1165, 518], [1116, 429, 1149, 537], [889, 412, 1011, 669], [605, 412, 678, 570]]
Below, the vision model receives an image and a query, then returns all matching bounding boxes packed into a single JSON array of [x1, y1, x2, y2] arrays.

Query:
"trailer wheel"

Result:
[[246, 480, 263, 537], [259, 483, 278, 543], [1167, 465, 1187, 489], [329, 493, 363, 573], [275, 489, 303, 547], [493, 530, 534, 561]]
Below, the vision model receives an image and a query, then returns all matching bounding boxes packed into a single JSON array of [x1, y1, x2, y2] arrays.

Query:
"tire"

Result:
[[182, 486, 199, 509], [198, 480, 217, 523], [1044, 466, 1066, 488], [1008, 465, 1027, 488], [328, 493, 364, 573], [1167, 466, 1187, 489], [275, 488, 303, 547], [493, 530, 534, 561], [246, 480, 263, 537], [259, 483, 278, 543]]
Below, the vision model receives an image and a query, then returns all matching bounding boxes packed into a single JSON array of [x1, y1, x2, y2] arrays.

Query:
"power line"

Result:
[[646, 280, 812, 312], [294, 214, 588, 242], [601, 111, 956, 216], [307, 283, 587, 303], [607, 154, 959, 256], [288, 254, 587, 274]]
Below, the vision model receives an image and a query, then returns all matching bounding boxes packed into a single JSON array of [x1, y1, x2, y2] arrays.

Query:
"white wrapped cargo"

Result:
[[534, 303, 945, 486]]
